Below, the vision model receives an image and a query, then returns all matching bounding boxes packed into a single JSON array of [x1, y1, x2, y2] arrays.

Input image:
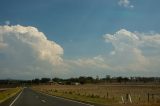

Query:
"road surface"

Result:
[[0, 88, 98, 106]]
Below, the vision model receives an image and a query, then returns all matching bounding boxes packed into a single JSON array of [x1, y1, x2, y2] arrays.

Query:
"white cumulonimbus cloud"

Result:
[[118, 0, 134, 8], [103, 29, 160, 75], [0, 25, 64, 79], [104, 29, 148, 71]]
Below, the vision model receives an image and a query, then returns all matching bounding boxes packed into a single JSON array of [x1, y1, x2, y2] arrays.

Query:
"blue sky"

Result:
[[0, 0, 160, 79]]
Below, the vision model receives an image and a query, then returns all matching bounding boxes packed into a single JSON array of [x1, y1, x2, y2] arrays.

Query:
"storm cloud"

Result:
[[0, 25, 64, 79]]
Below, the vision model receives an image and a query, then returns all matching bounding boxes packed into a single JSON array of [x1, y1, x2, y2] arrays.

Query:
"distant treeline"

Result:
[[51, 76, 160, 84], [0, 76, 160, 86]]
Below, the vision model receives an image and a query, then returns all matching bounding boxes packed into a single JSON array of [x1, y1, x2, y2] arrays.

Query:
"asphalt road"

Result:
[[0, 88, 97, 106]]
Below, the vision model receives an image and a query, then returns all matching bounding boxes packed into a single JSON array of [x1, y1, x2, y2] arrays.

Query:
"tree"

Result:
[[32, 78, 40, 84], [117, 77, 123, 83], [41, 78, 50, 83], [106, 75, 111, 83]]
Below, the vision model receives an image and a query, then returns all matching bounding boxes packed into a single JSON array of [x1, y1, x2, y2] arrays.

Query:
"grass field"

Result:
[[0, 87, 21, 103], [32, 84, 160, 106]]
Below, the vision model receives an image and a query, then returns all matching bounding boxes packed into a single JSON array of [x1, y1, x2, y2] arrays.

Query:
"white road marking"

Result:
[[41, 100, 46, 103], [37, 91, 94, 106], [9, 89, 23, 106]]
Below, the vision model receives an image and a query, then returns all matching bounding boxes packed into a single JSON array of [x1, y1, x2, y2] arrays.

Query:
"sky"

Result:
[[0, 0, 160, 79]]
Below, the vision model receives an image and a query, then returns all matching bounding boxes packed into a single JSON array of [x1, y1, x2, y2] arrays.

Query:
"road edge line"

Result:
[[35, 90, 94, 106], [9, 88, 23, 106]]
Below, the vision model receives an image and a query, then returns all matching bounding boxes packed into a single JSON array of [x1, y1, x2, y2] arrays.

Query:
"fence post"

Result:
[[107, 92, 108, 98], [138, 95, 141, 102], [121, 96, 125, 104], [148, 93, 149, 103], [152, 94, 154, 102], [129, 94, 132, 103], [126, 94, 129, 102], [112, 96, 115, 101]]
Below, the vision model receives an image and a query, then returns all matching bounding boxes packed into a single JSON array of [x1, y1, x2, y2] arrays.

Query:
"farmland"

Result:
[[33, 84, 160, 106]]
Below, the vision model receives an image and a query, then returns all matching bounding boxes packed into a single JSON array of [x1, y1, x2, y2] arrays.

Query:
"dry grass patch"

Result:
[[32, 84, 160, 106]]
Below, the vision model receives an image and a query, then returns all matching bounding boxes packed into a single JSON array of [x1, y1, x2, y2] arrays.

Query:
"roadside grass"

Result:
[[43, 89, 116, 105], [0, 87, 22, 103]]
